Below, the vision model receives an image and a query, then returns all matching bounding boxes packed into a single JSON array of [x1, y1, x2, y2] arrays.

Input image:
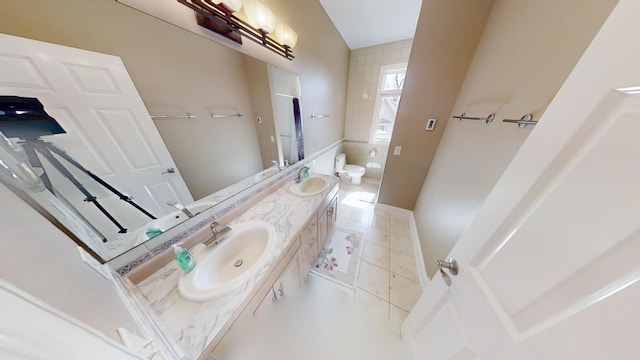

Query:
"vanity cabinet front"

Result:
[[253, 245, 303, 314]]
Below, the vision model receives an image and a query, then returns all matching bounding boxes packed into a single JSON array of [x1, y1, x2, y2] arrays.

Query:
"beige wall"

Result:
[[377, 0, 496, 209], [0, 0, 348, 199], [413, 0, 617, 277]]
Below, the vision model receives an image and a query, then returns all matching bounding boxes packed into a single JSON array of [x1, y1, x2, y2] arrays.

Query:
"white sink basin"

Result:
[[178, 220, 276, 302], [289, 176, 329, 196]]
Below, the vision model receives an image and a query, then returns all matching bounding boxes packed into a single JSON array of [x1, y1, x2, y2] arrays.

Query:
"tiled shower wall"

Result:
[[344, 40, 413, 181]]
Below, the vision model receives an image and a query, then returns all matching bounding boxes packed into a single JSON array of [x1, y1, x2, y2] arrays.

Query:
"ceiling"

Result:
[[319, 0, 423, 49]]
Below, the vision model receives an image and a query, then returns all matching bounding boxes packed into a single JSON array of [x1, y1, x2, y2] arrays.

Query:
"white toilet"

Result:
[[335, 153, 366, 185]]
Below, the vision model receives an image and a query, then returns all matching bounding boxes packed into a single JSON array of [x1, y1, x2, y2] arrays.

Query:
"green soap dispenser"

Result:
[[171, 243, 196, 273]]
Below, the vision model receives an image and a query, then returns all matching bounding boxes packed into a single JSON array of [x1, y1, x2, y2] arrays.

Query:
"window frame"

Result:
[[369, 62, 408, 144]]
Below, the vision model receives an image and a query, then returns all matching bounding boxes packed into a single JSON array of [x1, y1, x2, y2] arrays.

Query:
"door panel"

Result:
[[477, 95, 640, 336], [0, 54, 51, 89], [403, 2, 640, 358], [62, 63, 122, 95], [94, 109, 161, 170], [0, 33, 194, 257]]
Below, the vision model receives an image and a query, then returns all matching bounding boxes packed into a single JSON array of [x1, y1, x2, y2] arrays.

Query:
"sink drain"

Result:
[[234, 259, 243, 267]]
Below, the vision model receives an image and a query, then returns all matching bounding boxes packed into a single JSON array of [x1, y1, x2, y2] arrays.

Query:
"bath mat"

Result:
[[311, 227, 365, 288]]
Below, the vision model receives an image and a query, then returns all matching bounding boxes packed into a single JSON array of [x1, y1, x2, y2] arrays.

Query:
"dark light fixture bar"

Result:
[[177, 0, 295, 60]]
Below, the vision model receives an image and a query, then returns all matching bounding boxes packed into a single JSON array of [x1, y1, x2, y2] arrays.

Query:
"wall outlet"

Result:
[[394, 146, 402, 156], [426, 118, 437, 131], [270, 135, 275, 142]]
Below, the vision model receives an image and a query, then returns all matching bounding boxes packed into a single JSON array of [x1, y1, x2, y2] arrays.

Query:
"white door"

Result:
[[0, 33, 193, 240], [403, 1, 640, 358]]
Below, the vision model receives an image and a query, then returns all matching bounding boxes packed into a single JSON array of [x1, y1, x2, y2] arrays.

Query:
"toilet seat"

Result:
[[343, 164, 365, 175], [335, 153, 366, 185]]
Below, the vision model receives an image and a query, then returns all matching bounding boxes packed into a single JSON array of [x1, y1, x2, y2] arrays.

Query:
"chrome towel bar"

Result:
[[452, 112, 495, 124], [502, 114, 537, 128], [150, 114, 197, 120], [210, 113, 243, 118]]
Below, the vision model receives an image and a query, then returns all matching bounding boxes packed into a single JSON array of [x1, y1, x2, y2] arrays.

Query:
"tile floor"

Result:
[[212, 179, 422, 359], [328, 180, 423, 333], [213, 273, 412, 360]]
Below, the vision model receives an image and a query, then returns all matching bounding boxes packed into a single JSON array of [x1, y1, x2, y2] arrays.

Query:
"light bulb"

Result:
[[218, 0, 243, 13], [275, 23, 297, 48], [244, 0, 276, 33]]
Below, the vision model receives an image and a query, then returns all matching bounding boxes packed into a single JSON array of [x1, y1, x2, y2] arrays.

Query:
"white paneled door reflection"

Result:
[[0, 33, 193, 259]]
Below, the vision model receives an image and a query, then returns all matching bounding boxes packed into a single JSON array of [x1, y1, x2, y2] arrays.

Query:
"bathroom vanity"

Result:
[[127, 173, 339, 359]]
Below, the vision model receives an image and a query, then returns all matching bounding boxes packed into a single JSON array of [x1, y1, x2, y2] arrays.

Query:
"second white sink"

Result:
[[289, 176, 329, 196], [177, 220, 276, 302]]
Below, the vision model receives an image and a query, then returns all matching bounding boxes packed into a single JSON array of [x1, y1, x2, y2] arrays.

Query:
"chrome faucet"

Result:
[[167, 201, 194, 218], [295, 166, 310, 183], [204, 221, 232, 246], [272, 160, 283, 170]]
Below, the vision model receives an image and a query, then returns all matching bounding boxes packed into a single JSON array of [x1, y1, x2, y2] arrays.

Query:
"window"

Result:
[[371, 63, 407, 143]]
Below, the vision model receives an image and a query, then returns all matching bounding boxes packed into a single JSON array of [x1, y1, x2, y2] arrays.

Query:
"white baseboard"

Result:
[[374, 203, 429, 289]]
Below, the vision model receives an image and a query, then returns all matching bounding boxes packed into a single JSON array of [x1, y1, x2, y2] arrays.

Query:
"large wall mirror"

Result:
[[0, 30, 303, 263]]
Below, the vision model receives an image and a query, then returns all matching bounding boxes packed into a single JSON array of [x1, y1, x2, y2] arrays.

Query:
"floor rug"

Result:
[[311, 227, 365, 288]]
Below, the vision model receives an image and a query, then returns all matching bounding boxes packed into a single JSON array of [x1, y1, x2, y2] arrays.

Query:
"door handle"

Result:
[[162, 167, 176, 174], [437, 258, 458, 287]]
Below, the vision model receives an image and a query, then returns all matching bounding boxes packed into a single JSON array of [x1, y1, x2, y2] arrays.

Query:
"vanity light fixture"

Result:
[[177, 0, 297, 60]]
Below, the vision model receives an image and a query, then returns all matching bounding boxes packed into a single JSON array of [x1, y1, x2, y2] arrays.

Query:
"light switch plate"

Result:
[[394, 146, 402, 156], [426, 118, 437, 131]]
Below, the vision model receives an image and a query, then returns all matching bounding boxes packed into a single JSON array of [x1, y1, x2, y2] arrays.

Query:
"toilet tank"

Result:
[[335, 153, 346, 171]]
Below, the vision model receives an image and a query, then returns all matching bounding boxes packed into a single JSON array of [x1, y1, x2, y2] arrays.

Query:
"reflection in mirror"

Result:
[[269, 65, 303, 165], [0, 33, 303, 262]]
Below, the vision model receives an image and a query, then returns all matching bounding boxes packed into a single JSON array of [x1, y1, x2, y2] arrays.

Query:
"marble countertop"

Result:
[[136, 173, 339, 358]]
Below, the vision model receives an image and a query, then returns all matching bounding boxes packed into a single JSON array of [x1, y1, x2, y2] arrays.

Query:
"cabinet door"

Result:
[[300, 219, 318, 275], [253, 250, 303, 314], [327, 196, 337, 238], [254, 247, 302, 314], [253, 286, 278, 315], [317, 208, 328, 252], [274, 249, 301, 298], [317, 195, 338, 252]]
